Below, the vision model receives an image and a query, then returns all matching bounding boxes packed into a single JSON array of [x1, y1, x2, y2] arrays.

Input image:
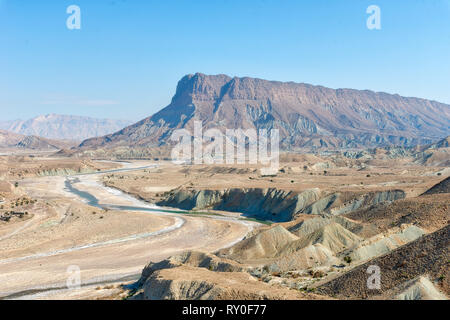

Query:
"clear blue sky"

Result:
[[1, 0, 450, 121]]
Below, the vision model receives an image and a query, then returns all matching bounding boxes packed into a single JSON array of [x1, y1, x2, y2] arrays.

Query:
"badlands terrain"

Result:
[[0, 148, 448, 300], [0, 74, 448, 300]]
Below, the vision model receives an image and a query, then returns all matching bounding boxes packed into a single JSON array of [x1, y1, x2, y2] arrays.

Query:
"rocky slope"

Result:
[[316, 225, 449, 299], [0, 130, 74, 150], [133, 251, 327, 300], [0, 130, 24, 147], [14, 135, 76, 150], [0, 114, 131, 141], [132, 182, 448, 300], [158, 188, 321, 222], [421, 176, 450, 195], [157, 188, 405, 222], [80, 73, 450, 150]]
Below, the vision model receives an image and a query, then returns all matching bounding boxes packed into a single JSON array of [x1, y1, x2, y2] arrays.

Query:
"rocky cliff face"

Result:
[[80, 73, 450, 149], [158, 188, 321, 222], [157, 188, 405, 222]]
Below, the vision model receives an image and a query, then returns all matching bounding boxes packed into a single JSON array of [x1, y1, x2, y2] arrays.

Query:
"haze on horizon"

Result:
[[1, 0, 450, 121]]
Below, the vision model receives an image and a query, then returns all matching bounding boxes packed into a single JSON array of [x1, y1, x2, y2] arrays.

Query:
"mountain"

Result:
[[0, 114, 132, 141], [14, 135, 76, 150], [413, 136, 450, 167], [80, 73, 450, 150], [0, 130, 24, 147], [0, 130, 76, 150]]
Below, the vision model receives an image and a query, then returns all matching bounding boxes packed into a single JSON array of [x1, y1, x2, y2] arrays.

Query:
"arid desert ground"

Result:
[[0, 149, 448, 300]]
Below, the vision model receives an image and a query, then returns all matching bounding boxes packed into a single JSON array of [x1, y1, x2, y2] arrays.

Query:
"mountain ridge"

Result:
[[0, 114, 132, 141], [0, 129, 76, 150], [79, 73, 450, 150]]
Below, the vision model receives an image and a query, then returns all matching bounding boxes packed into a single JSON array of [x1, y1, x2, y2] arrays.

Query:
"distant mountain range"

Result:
[[0, 130, 76, 150], [0, 114, 132, 141], [80, 73, 450, 150]]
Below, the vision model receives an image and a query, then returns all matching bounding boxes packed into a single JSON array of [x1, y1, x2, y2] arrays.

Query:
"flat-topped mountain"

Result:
[[80, 73, 450, 150], [0, 114, 132, 141]]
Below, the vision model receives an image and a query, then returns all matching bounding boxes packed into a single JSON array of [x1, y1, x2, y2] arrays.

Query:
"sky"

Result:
[[1, 0, 450, 122]]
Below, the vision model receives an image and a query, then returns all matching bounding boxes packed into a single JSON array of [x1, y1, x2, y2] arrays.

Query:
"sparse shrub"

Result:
[[309, 270, 325, 278], [344, 256, 352, 264]]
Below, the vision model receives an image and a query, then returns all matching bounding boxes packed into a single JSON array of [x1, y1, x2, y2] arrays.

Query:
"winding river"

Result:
[[0, 161, 256, 299]]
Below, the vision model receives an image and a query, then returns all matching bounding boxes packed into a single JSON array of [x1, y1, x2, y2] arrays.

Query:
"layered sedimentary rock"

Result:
[[80, 73, 450, 150]]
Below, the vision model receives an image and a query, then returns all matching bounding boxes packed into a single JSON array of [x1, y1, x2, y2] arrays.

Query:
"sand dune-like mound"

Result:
[[219, 220, 361, 268], [217, 225, 299, 262], [269, 243, 339, 272], [282, 223, 362, 255], [288, 216, 333, 237], [138, 251, 244, 286], [141, 265, 328, 300], [288, 216, 361, 238]]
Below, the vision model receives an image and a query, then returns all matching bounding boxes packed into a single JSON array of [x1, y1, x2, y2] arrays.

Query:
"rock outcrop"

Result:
[[302, 190, 406, 216], [141, 265, 327, 300], [158, 188, 321, 222], [421, 176, 450, 195], [134, 250, 327, 300], [216, 225, 300, 262], [316, 225, 449, 299], [157, 188, 406, 222]]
